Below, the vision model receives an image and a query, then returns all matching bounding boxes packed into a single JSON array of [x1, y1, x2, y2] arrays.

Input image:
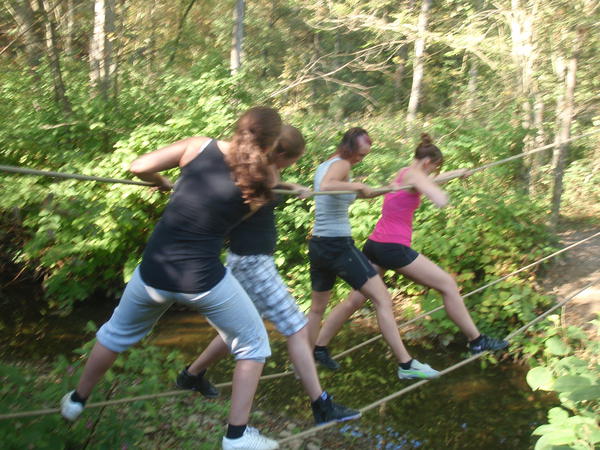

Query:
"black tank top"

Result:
[[140, 140, 250, 292], [228, 195, 282, 255]]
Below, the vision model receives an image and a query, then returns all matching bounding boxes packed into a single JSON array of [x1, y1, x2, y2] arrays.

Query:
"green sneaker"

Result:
[[397, 359, 440, 380]]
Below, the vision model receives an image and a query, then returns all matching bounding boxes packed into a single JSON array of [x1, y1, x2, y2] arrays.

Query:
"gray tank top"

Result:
[[313, 157, 357, 237]]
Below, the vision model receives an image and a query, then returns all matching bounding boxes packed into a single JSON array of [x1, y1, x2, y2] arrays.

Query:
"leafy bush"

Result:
[[0, 328, 230, 449], [526, 318, 600, 450]]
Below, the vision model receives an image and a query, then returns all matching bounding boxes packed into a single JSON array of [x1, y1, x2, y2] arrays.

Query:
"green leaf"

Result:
[[568, 385, 600, 402], [534, 429, 577, 449], [545, 336, 571, 356], [553, 375, 591, 393], [547, 407, 569, 425], [527, 367, 554, 391]]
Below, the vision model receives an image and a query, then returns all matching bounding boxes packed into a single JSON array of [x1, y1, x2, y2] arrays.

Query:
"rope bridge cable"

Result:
[[0, 232, 596, 421], [1, 129, 598, 195], [276, 278, 600, 445]]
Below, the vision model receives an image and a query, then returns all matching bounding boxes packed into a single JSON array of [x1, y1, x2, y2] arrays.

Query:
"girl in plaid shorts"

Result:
[[178, 125, 360, 425]]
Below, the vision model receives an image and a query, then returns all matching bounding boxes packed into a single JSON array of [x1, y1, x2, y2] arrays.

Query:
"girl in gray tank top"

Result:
[[307, 128, 440, 382], [313, 157, 356, 237]]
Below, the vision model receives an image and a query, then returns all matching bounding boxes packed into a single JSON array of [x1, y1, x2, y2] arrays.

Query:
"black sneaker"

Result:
[[468, 334, 509, 354], [314, 346, 341, 370], [311, 392, 361, 425], [176, 367, 219, 398]]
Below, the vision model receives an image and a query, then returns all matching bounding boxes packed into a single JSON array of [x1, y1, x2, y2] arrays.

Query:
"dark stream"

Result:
[[0, 293, 554, 449]]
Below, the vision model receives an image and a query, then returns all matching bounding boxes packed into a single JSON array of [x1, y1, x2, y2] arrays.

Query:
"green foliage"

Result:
[[525, 319, 600, 450], [0, 59, 251, 312], [0, 336, 230, 449]]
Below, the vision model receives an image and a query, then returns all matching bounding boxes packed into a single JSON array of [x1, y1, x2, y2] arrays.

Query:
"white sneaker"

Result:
[[60, 390, 85, 421], [222, 426, 279, 449], [397, 359, 440, 380]]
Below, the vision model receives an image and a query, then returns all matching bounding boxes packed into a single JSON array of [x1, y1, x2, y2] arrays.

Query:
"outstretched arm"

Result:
[[320, 160, 381, 198], [129, 137, 209, 191], [403, 168, 449, 208]]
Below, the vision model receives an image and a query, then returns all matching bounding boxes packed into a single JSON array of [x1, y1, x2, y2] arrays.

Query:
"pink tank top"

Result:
[[369, 168, 421, 246]]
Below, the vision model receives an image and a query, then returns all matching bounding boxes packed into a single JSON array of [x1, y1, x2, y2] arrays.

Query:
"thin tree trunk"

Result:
[[230, 0, 245, 75], [406, 0, 430, 123], [7, 0, 45, 68], [393, 0, 415, 105], [465, 58, 478, 118], [89, 0, 116, 99], [65, 0, 74, 55], [550, 55, 577, 228], [166, 0, 197, 68], [38, 0, 73, 114], [528, 91, 544, 194], [147, 0, 157, 72]]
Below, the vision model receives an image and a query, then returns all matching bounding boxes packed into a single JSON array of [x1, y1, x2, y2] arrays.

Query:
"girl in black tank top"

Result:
[[61, 107, 284, 449]]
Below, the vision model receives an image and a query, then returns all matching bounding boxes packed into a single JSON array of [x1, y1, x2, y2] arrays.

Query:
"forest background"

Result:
[[0, 0, 598, 448]]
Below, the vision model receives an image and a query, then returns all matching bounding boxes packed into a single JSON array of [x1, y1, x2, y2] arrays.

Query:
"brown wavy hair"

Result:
[[224, 107, 282, 209], [414, 133, 443, 166], [271, 124, 305, 159], [336, 127, 371, 160]]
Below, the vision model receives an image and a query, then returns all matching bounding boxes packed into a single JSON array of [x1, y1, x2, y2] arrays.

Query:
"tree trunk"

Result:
[[7, 0, 45, 68], [65, 0, 75, 55], [465, 58, 478, 118], [166, 0, 198, 68], [89, 0, 116, 99], [230, 0, 245, 76], [550, 55, 577, 228], [527, 91, 544, 194], [393, 0, 415, 105], [406, 0, 430, 123], [37, 0, 72, 114]]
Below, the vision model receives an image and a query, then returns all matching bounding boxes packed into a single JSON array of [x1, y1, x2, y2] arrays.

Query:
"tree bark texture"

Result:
[[406, 0, 430, 123], [550, 55, 577, 227], [89, 0, 116, 99], [230, 0, 245, 75]]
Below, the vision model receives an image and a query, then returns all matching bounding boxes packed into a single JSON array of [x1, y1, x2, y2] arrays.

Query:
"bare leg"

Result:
[[187, 335, 230, 376], [315, 290, 367, 347], [228, 359, 264, 425], [316, 266, 386, 347], [75, 341, 119, 398], [307, 290, 331, 347], [359, 275, 412, 364], [286, 326, 322, 400], [397, 254, 480, 340]]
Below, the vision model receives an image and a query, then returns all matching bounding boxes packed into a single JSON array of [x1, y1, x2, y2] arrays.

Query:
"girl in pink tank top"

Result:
[[369, 168, 421, 246], [314, 134, 508, 365]]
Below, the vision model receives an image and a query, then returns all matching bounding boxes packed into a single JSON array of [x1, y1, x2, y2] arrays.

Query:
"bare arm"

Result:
[[433, 168, 470, 185], [403, 168, 449, 208], [129, 137, 209, 191], [320, 159, 380, 198]]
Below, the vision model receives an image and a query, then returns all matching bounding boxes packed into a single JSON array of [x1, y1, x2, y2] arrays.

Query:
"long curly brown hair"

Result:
[[224, 107, 282, 209]]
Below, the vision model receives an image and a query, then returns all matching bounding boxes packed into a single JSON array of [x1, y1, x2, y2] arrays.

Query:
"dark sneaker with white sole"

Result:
[[311, 391, 361, 424], [313, 346, 341, 370], [468, 334, 509, 354], [176, 367, 219, 398]]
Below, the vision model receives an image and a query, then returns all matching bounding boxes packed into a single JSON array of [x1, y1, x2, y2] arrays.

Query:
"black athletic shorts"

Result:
[[362, 239, 419, 270], [309, 236, 377, 292]]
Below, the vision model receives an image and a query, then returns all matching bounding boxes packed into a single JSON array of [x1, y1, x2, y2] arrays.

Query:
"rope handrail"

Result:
[[0, 232, 596, 421], [276, 279, 600, 444], [1, 129, 598, 196]]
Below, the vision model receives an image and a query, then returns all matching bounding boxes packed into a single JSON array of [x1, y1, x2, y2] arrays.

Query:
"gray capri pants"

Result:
[[227, 252, 308, 336], [96, 266, 271, 361]]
